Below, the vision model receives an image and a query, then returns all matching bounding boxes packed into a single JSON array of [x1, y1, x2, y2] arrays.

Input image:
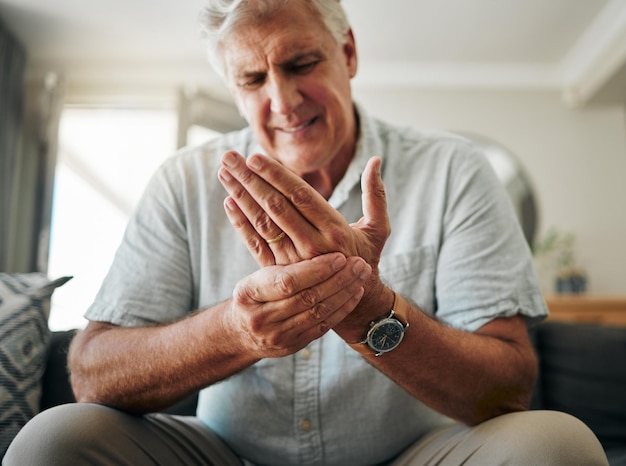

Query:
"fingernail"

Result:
[[332, 254, 347, 270], [224, 197, 236, 211], [352, 261, 371, 280], [222, 151, 237, 167], [248, 154, 262, 170], [218, 168, 232, 182]]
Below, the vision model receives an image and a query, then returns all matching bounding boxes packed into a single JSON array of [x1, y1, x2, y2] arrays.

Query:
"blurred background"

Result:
[[1, 0, 625, 330]]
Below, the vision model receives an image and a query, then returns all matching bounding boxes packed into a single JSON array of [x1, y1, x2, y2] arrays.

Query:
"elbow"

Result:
[[68, 354, 102, 405], [67, 326, 109, 406], [69, 371, 101, 405], [468, 354, 538, 426], [468, 389, 533, 426]]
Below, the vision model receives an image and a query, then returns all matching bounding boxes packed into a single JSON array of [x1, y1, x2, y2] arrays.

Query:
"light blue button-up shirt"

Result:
[[87, 106, 547, 465]]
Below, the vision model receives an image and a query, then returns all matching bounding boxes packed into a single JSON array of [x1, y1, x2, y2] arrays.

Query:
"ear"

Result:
[[343, 29, 358, 79]]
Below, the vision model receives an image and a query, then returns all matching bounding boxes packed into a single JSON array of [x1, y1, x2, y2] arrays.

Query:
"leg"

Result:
[[392, 410, 609, 466], [3, 403, 242, 466]]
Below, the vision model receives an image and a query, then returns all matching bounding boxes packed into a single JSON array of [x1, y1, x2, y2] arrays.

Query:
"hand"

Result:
[[226, 252, 372, 358], [217, 151, 390, 271]]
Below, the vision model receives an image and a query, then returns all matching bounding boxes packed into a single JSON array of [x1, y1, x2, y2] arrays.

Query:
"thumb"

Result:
[[359, 156, 389, 232]]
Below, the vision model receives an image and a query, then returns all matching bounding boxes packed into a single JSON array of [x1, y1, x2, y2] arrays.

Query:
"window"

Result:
[[48, 107, 179, 330]]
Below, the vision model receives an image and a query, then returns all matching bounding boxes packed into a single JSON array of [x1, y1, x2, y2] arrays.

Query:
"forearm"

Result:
[[338, 290, 538, 425], [69, 253, 368, 414], [69, 302, 258, 414]]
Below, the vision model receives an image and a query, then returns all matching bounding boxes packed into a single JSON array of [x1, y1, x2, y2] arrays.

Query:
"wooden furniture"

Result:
[[544, 295, 626, 327]]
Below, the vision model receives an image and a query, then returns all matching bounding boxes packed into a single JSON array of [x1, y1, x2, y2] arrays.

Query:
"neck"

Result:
[[303, 171, 335, 199], [302, 107, 361, 200]]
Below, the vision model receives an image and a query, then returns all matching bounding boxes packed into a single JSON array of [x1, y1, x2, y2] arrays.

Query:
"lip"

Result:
[[276, 117, 317, 134]]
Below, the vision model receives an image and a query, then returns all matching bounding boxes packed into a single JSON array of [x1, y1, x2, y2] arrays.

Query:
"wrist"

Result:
[[335, 280, 396, 344], [348, 291, 410, 356]]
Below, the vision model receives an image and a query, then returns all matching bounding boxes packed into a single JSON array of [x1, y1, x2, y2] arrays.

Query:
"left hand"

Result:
[[217, 151, 390, 272]]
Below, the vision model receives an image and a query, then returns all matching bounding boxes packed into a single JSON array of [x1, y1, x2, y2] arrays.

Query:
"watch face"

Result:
[[367, 319, 405, 354]]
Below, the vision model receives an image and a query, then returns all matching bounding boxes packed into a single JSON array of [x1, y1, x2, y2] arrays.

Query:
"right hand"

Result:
[[225, 252, 372, 358]]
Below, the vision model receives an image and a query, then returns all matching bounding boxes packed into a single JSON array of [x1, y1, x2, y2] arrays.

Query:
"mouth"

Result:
[[277, 117, 317, 134]]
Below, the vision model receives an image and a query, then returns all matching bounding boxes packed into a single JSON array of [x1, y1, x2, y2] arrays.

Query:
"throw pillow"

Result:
[[0, 273, 71, 458]]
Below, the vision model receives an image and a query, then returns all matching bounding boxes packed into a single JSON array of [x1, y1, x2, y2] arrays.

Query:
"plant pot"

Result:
[[556, 275, 587, 294]]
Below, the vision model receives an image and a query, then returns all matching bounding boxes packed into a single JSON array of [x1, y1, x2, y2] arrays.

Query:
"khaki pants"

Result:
[[4, 404, 609, 466]]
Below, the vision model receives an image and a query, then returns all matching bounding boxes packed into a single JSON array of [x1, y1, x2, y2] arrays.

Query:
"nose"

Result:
[[267, 74, 302, 115]]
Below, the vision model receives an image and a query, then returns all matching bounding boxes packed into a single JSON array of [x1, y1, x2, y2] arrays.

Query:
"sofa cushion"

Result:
[[536, 321, 626, 450], [0, 274, 71, 457]]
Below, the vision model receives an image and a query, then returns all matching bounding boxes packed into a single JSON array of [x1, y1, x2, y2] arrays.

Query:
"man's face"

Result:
[[221, 1, 358, 178]]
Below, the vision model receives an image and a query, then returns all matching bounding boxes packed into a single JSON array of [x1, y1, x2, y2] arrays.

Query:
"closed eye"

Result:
[[290, 60, 318, 74], [238, 73, 266, 89]]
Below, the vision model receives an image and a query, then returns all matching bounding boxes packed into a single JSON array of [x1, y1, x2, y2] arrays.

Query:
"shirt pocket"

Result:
[[378, 245, 437, 315]]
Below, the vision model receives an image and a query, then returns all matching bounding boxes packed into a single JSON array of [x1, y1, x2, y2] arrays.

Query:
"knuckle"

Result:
[[274, 270, 297, 296], [230, 185, 248, 201], [237, 167, 255, 184], [253, 212, 273, 236], [246, 313, 265, 333], [234, 279, 262, 304], [246, 235, 265, 256], [298, 288, 319, 308], [233, 282, 248, 304], [289, 185, 313, 207], [328, 226, 349, 250], [308, 302, 328, 321], [318, 320, 331, 334], [266, 194, 288, 217]]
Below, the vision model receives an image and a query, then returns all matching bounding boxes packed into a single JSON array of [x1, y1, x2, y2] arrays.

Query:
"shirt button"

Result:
[[300, 419, 312, 431], [301, 348, 312, 360]]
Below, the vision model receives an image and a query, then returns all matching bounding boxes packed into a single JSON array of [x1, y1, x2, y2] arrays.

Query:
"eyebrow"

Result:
[[234, 50, 323, 80]]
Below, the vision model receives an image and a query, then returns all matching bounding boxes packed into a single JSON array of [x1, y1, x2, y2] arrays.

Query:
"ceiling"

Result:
[[1, 0, 625, 106]]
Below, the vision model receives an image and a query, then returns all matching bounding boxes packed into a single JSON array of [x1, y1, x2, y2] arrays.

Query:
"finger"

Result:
[[218, 156, 284, 242], [297, 285, 365, 342], [361, 157, 387, 224], [286, 258, 370, 338], [223, 196, 276, 267], [273, 256, 371, 322], [358, 156, 390, 237], [261, 257, 370, 347], [220, 151, 319, 240], [234, 252, 350, 305], [347, 157, 391, 268], [245, 154, 348, 243], [220, 152, 317, 264], [233, 255, 370, 357]]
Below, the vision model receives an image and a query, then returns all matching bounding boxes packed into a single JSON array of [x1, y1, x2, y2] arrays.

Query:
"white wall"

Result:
[[353, 87, 626, 294]]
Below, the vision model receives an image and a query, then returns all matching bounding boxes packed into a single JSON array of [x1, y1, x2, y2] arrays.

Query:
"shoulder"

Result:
[[165, 127, 256, 170], [149, 127, 255, 184], [359, 108, 482, 169], [134, 127, 256, 213]]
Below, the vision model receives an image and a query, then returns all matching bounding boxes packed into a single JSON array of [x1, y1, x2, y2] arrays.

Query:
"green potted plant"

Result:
[[532, 228, 587, 294]]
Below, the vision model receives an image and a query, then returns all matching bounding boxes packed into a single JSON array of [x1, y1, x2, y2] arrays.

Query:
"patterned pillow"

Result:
[[0, 273, 71, 458]]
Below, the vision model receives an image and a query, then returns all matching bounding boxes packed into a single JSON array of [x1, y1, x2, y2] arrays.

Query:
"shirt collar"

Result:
[[247, 103, 382, 210], [328, 103, 382, 209]]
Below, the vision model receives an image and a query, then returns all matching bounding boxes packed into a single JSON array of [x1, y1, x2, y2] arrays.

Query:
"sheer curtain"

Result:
[[0, 17, 26, 271]]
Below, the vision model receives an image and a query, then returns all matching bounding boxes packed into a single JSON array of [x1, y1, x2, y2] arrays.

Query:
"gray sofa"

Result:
[[36, 322, 626, 465]]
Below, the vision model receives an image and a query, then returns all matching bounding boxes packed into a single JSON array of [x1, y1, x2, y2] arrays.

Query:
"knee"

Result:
[[4, 403, 123, 466], [488, 410, 609, 466]]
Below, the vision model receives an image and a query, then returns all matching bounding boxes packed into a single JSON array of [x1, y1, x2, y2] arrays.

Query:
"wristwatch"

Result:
[[360, 296, 409, 356]]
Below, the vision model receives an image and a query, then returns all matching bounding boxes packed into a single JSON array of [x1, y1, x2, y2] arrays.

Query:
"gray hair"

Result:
[[199, 0, 351, 76]]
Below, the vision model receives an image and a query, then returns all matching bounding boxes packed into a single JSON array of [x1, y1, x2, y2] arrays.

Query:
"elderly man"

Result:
[[5, 0, 608, 465]]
